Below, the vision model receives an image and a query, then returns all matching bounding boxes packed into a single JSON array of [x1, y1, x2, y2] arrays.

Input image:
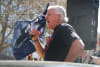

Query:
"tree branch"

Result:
[[0, 43, 12, 52]]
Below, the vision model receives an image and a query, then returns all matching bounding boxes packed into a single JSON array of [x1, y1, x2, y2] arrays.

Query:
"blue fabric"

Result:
[[13, 3, 49, 60], [13, 21, 35, 60], [13, 21, 45, 60]]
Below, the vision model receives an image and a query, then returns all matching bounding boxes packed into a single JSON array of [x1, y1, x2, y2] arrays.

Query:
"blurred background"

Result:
[[0, 0, 100, 61]]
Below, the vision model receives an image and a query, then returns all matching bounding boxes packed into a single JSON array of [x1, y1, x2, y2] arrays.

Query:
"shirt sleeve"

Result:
[[55, 24, 80, 45]]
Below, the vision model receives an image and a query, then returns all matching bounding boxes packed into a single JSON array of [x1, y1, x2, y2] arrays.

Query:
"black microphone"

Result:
[[31, 3, 49, 37]]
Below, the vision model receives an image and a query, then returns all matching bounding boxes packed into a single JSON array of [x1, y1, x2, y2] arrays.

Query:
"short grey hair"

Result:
[[48, 5, 68, 23]]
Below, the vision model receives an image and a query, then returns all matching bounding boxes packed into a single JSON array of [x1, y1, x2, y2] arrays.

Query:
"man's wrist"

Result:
[[33, 39, 39, 42]]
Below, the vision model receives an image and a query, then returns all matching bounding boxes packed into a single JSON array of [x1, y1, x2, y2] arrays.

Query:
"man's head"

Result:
[[46, 5, 68, 29]]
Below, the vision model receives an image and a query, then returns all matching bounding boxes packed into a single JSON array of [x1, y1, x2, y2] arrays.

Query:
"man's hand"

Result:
[[30, 28, 40, 41]]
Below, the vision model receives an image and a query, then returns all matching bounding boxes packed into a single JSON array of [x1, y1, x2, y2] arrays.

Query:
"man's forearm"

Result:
[[33, 39, 45, 59], [92, 56, 100, 65]]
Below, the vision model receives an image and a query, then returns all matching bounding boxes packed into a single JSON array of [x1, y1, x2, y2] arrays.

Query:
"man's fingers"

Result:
[[30, 28, 40, 36]]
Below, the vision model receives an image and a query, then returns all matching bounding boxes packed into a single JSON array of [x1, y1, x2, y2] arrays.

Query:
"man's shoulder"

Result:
[[60, 23, 76, 33], [54, 23, 73, 32], [60, 23, 73, 28]]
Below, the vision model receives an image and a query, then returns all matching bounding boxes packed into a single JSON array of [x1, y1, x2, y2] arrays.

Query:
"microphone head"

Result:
[[43, 3, 49, 15]]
